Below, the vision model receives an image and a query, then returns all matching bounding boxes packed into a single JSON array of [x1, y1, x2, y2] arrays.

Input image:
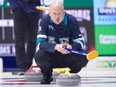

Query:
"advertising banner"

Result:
[[83, 56, 116, 71], [95, 25, 116, 55], [0, 6, 14, 56], [94, 0, 116, 55], [94, 0, 116, 25]]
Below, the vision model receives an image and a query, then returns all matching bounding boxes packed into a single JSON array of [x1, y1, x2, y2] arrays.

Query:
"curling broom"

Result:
[[65, 48, 98, 60], [36, 6, 49, 11]]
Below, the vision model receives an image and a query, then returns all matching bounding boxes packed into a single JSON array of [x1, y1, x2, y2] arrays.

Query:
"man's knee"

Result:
[[69, 60, 88, 73], [35, 50, 45, 60]]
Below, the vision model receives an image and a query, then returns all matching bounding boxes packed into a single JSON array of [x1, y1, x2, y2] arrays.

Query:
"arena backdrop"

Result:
[[0, 0, 94, 57], [0, 0, 116, 70]]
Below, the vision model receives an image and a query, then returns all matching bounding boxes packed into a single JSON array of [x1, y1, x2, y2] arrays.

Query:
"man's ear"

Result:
[[48, 12, 51, 16]]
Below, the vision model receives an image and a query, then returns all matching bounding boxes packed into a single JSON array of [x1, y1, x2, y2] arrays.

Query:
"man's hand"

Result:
[[54, 44, 72, 54]]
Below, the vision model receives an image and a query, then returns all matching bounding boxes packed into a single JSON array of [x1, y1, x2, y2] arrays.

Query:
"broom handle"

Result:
[[64, 48, 87, 56]]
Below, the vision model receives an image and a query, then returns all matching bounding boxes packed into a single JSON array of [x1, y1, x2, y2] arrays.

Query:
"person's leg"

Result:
[[54, 53, 88, 73], [26, 12, 40, 69], [34, 50, 54, 84], [35, 50, 88, 83], [13, 8, 28, 72], [68, 54, 88, 73]]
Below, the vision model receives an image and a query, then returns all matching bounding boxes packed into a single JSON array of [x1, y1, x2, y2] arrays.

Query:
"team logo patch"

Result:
[[48, 25, 55, 31], [48, 36, 56, 43], [59, 38, 69, 44]]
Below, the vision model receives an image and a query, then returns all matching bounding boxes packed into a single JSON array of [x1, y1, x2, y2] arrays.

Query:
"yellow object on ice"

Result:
[[53, 68, 66, 73], [59, 68, 77, 76]]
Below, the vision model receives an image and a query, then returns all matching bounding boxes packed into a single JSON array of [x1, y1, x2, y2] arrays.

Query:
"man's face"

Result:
[[49, 7, 64, 24]]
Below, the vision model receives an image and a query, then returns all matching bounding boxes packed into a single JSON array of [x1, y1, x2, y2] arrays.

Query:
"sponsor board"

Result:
[[95, 25, 116, 55], [83, 56, 116, 71], [94, 0, 116, 25], [0, 44, 15, 56]]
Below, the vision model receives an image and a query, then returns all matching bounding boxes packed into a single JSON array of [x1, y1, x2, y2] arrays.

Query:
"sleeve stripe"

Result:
[[73, 37, 85, 48], [36, 43, 40, 52], [37, 34, 47, 38], [36, 38, 46, 45]]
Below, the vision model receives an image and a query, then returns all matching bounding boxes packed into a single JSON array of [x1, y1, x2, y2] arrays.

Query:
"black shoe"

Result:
[[41, 74, 53, 84], [18, 69, 27, 75], [18, 71, 25, 75]]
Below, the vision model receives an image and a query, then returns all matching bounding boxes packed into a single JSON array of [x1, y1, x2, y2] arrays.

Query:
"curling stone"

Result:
[[56, 68, 81, 86], [24, 66, 67, 82], [52, 68, 66, 82], [24, 66, 42, 82]]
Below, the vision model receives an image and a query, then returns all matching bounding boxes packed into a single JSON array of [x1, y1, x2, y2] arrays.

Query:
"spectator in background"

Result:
[[8, 0, 41, 75], [35, 1, 88, 84]]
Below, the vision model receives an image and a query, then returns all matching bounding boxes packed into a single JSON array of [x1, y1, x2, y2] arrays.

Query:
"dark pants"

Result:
[[13, 8, 40, 71], [35, 50, 88, 76]]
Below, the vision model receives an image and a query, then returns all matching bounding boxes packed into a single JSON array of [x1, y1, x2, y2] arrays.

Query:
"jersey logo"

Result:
[[48, 36, 56, 43], [59, 38, 69, 44], [48, 25, 55, 31]]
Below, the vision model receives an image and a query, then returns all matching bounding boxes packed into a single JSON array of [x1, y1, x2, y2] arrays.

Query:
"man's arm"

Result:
[[36, 16, 57, 53], [70, 16, 85, 51]]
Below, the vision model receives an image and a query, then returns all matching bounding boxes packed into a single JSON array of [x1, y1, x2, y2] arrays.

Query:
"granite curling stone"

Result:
[[56, 68, 81, 86], [24, 66, 42, 82]]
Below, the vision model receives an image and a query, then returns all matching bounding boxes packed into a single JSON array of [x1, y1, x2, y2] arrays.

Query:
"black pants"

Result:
[[35, 50, 88, 76], [13, 8, 40, 71]]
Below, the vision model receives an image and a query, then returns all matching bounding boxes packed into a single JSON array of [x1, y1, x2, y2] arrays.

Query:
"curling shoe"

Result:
[[41, 74, 53, 84]]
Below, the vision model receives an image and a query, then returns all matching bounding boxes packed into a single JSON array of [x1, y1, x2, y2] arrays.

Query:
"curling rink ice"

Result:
[[0, 56, 116, 87]]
